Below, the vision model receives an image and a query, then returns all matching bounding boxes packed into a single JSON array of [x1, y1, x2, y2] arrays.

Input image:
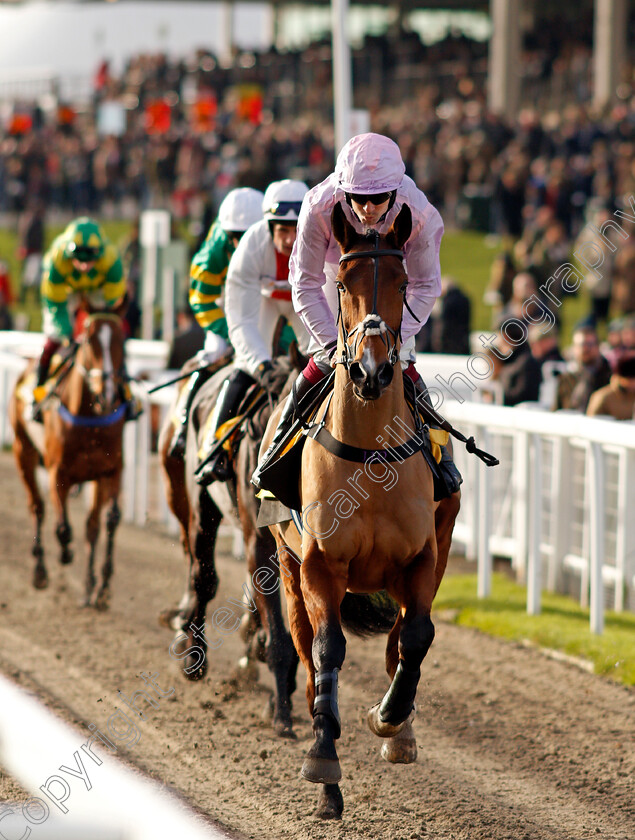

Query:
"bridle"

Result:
[[74, 313, 125, 414], [334, 229, 419, 369]]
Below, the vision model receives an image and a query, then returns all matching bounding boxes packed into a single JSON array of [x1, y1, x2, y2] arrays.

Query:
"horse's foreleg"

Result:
[[369, 541, 437, 739], [158, 421, 192, 627], [13, 433, 47, 588], [275, 538, 342, 818], [248, 530, 298, 739], [299, 553, 347, 798], [82, 480, 105, 606], [381, 612, 417, 764], [93, 476, 121, 611], [49, 469, 73, 567], [174, 489, 221, 680]]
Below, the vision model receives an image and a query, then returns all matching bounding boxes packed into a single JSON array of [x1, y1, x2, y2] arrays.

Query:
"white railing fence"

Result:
[[2, 334, 634, 633]]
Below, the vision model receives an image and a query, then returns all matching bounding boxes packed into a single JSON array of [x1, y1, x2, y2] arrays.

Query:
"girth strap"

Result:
[[306, 423, 426, 464]]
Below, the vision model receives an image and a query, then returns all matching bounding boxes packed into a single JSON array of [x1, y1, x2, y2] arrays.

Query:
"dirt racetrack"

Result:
[[0, 450, 633, 840]]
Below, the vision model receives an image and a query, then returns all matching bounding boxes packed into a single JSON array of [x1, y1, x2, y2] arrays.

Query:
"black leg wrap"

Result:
[[313, 669, 341, 739], [378, 661, 420, 726], [56, 522, 72, 546]]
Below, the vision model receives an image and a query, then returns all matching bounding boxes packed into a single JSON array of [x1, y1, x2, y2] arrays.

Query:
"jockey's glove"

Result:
[[255, 360, 279, 393]]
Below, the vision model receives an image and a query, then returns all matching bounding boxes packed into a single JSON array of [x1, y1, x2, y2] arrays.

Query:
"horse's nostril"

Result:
[[377, 362, 394, 388], [349, 362, 366, 385]]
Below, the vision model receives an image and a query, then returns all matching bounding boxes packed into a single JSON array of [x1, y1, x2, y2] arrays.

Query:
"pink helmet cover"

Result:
[[335, 133, 405, 194]]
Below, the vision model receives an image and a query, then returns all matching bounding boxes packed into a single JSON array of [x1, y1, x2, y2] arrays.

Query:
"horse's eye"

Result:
[[399, 281, 408, 294], [336, 281, 346, 293]]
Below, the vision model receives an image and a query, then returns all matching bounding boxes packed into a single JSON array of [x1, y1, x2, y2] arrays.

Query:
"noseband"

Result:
[[335, 230, 418, 369]]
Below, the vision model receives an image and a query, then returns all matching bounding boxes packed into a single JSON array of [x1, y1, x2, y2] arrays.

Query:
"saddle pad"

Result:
[[256, 498, 293, 528]]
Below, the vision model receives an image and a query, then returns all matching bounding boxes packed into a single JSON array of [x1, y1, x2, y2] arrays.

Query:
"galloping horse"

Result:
[[265, 203, 460, 818], [158, 351, 302, 737], [10, 303, 128, 608]]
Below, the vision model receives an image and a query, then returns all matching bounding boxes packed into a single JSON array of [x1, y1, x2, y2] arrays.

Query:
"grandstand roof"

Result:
[[0, 0, 489, 8]]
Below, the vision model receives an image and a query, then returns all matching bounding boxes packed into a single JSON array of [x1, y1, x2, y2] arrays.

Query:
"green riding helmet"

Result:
[[63, 217, 107, 263]]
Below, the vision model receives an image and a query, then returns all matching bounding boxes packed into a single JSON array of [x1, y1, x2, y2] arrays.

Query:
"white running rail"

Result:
[[1, 334, 633, 632]]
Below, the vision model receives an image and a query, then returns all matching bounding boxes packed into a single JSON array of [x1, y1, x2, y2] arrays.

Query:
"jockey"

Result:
[[252, 132, 462, 497], [195, 179, 311, 486], [32, 217, 139, 421], [168, 187, 264, 456]]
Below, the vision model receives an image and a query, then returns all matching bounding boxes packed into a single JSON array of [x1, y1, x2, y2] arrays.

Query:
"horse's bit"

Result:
[[335, 229, 419, 369]]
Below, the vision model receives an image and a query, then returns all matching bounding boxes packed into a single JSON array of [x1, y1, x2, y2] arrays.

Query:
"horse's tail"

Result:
[[340, 591, 399, 638]]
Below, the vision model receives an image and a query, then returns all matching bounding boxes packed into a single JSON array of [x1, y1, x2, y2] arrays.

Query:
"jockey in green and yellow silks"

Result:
[[31, 217, 139, 420]]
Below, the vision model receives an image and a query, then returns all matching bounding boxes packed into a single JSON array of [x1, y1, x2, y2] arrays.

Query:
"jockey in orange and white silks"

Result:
[[253, 133, 462, 499]]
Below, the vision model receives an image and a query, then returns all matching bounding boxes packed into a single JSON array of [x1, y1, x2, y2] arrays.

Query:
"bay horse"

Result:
[[10, 303, 128, 608], [158, 351, 302, 738], [264, 202, 460, 818]]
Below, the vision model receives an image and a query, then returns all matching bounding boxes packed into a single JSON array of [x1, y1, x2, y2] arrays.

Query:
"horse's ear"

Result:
[[113, 293, 129, 320], [388, 204, 412, 250], [289, 339, 309, 372], [331, 201, 356, 252]]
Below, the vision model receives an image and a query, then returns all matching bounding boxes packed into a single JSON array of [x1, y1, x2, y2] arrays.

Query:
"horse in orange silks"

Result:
[[10, 303, 129, 608], [264, 203, 461, 818]]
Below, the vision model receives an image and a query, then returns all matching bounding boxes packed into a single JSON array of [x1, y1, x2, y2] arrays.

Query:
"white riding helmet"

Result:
[[262, 179, 309, 223], [218, 187, 264, 233], [336, 133, 405, 194]]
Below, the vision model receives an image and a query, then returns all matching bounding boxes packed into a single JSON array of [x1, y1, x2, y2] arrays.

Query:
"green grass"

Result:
[[434, 572, 635, 687], [439, 229, 590, 345]]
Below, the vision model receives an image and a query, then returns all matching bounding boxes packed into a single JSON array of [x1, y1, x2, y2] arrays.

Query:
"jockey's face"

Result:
[[271, 223, 297, 257], [72, 258, 97, 273], [350, 195, 391, 227]]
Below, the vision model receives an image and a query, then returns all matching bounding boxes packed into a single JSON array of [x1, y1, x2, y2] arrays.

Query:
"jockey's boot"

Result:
[[29, 361, 53, 422], [168, 368, 210, 458], [196, 369, 255, 487], [409, 368, 462, 498], [251, 371, 316, 491]]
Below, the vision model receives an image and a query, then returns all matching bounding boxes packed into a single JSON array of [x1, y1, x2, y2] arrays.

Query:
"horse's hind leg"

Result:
[[93, 476, 121, 611], [12, 431, 47, 589], [368, 542, 437, 740]]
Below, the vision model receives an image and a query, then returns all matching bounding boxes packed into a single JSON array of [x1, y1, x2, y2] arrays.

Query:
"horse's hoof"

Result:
[[236, 656, 259, 683], [261, 695, 274, 723], [93, 592, 110, 612], [313, 784, 344, 820], [367, 702, 411, 738], [183, 659, 207, 681], [273, 717, 296, 739], [158, 608, 182, 630], [32, 568, 49, 590], [59, 548, 73, 566], [301, 756, 342, 785], [381, 718, 417, 764]]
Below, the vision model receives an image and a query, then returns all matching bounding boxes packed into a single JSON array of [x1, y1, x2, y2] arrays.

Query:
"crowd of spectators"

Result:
[[1, 17, 634, 419]]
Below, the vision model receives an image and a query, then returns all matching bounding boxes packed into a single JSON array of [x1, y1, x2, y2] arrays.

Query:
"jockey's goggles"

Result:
[[347, 191, 393, 206], [68, 244, 100, 262], [266, 201, 303, 218]]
